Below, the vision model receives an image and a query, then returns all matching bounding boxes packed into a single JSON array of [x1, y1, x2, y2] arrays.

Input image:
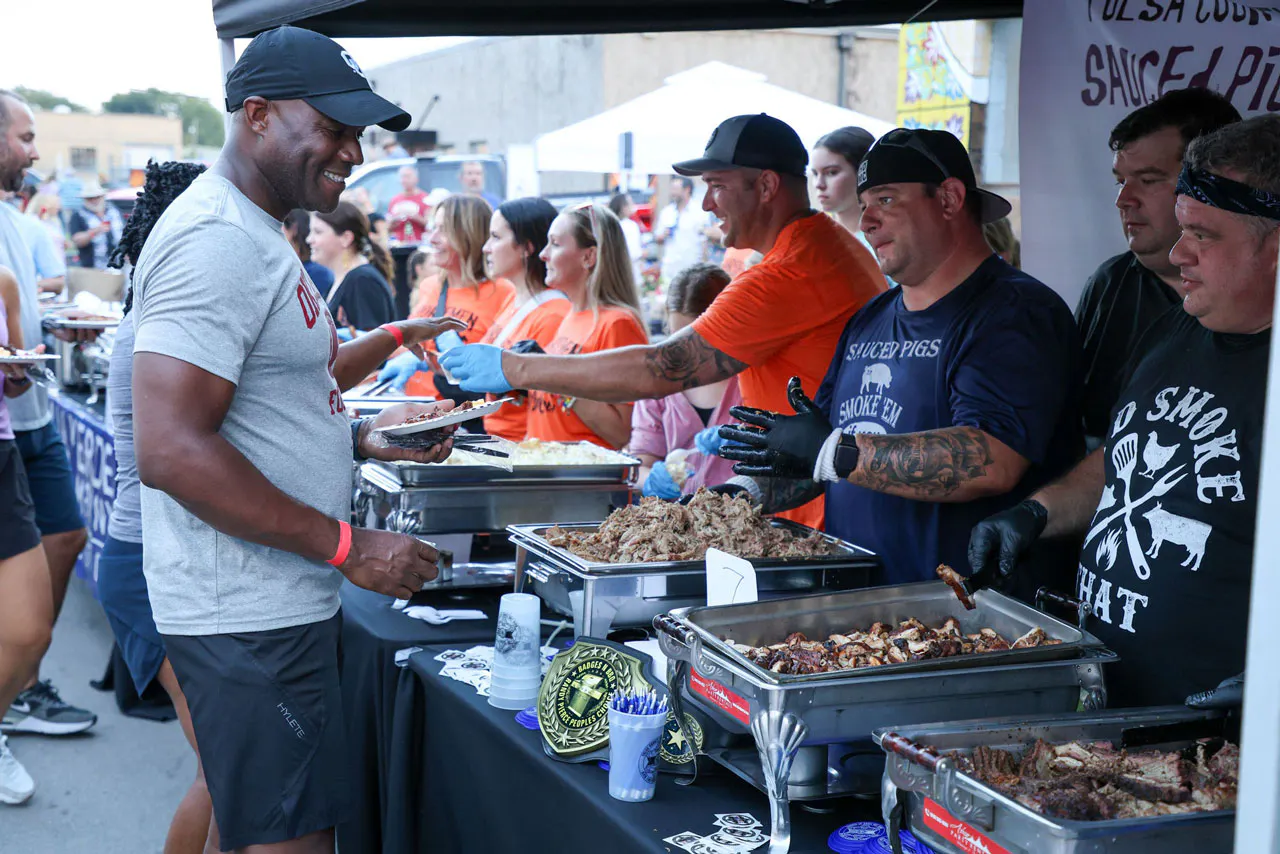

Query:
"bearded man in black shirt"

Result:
[[1076, 89, 1240, 449], [967, 115, 1280, 708]]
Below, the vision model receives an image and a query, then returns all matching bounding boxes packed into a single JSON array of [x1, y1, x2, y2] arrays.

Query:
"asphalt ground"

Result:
[[0, 575, 193, 853]]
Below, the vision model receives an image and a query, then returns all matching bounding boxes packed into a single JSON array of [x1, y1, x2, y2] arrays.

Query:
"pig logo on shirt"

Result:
[[860, 363, 892, 395]]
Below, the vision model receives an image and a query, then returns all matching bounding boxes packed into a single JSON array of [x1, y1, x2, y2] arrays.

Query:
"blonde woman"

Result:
[[380, 195, 514, 398], [443, 203, 647, 449]]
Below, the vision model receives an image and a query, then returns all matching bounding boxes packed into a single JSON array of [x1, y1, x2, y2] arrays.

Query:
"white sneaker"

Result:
[[0, 734, 34, 804]]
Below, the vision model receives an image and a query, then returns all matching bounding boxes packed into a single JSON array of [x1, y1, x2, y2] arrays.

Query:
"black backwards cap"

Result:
[[673, 114, 809, 178], [224, 26, 410, 132], [857, 127, 1011, 224]]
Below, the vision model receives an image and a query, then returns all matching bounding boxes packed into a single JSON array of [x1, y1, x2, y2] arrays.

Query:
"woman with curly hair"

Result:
[[102, 160, 219, 852]]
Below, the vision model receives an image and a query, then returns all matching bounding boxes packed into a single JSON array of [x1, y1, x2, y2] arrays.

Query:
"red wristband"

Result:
[[327, 521, 352, 567], [380, 324, 404, 347]]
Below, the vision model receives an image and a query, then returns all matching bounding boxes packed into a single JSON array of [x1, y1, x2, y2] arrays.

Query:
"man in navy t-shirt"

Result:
[[720, 128, 1083, 589]]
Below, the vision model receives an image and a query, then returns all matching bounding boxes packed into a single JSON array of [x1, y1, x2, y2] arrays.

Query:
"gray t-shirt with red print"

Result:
[[132, 172, 352, 636]]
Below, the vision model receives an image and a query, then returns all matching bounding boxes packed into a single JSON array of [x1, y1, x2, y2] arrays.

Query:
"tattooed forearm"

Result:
[[850, 427, 1003, 502], [643, 328, 747, 390], [757, 476, 825, 514]]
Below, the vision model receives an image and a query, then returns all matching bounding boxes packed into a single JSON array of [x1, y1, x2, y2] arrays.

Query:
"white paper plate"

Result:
[[0, 352, 61, 365], [374, 397, 514, 437], [45, 317, 121, 329]]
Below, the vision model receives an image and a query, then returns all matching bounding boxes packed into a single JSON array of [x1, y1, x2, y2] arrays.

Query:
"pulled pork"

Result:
[[956, 738, 1239, 820], [731, 617, 1057, 675], [545, 488, 835, 563]]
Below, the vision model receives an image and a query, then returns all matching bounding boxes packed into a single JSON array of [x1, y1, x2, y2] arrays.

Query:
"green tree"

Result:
[[13, 86, 86, 113], [102, 88, 224, 148]]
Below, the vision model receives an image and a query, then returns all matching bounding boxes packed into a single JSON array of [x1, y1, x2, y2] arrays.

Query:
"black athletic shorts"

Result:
[[0, 438, 42, 561], [162, 612, 351, 851]]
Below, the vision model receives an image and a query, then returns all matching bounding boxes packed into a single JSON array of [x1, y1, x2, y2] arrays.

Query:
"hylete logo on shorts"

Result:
[[277, 702, 306, 739]]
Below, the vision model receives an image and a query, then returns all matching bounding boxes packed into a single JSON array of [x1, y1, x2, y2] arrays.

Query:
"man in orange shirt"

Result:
[[441, 114, 886, 528]]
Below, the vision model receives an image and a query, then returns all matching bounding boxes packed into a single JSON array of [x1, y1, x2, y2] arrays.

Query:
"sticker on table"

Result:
[[434, 649, 467, 662], [708, 829, 761, 849], [689, 839, 739, 854], [663, 832, 704, 853], [714, 825, 767, 845], [714, 813, 761, 829], [923, 798, 1011, 854]]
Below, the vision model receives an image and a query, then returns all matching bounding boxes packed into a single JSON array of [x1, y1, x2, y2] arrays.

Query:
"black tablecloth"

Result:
[[394, 645, 879, 854], [337, 580, 530, 854]]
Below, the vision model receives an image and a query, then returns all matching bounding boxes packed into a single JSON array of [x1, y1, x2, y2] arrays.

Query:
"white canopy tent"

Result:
[[533, 62, 897, 175]]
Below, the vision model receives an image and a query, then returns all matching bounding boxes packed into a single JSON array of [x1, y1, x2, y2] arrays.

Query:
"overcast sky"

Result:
[[1, 0, 469, 110]]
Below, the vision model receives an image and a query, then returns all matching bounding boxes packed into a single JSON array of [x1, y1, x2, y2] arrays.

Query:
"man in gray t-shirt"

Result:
[[131, 28, 464, 853]]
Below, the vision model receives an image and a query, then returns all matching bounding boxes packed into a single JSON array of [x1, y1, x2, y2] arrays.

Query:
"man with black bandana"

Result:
[[1075, 89, 1240, 449], [968, 115, 1280, 708]]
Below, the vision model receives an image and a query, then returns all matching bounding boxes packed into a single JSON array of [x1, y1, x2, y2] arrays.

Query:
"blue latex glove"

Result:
[[436, 329, 465, 352], [377, 351, 427, 391], [694, 425, 726, 456], [438, 344, 513, 394], [336, 327, 356, 342], [641, 462, 682, 500]]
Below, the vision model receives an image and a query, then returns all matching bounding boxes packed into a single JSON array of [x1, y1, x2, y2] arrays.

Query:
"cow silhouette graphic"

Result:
[[1142, 503, 1209, 571], [861, 363, 892, 395]]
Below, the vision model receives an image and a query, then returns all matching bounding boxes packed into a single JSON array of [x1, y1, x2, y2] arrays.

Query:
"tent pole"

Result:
[[1235, 250, 1280, 850]]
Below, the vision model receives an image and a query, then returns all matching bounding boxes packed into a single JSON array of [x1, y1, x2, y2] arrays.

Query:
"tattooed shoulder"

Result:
[[644, 329, 747, 389]]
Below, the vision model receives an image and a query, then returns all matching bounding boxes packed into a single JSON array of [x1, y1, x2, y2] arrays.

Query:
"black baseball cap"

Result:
[[857, 127, 1011, 224], [224, 26, 411, 132], [673, 114, 808, 178]]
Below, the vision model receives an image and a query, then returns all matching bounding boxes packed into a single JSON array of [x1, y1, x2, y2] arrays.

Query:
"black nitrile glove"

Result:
[[677, 483, 749, 506], [717, 377, 833, 480], [1186, 673, 1244, 710], [966, 499, 1049, 586]]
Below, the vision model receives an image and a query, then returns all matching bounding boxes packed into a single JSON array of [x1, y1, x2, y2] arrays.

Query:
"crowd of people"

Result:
[[0, 20, 1275, 854]]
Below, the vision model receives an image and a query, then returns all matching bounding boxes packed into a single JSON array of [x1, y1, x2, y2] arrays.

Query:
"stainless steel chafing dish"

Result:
[[508, 521, 878, 638], [354, 453, 639, 590], [653, 583, 1116, 854], [356, 452, 638, 536], [874, 707, 1234, 854]]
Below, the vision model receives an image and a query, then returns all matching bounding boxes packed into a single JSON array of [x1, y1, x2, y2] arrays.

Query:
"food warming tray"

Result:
[[676, 581, 1106, 681], [508, 521, 878, 638], [653, 584, 1115, 854], [874, 707, 1234, 854], [379, 454, 640, 486]]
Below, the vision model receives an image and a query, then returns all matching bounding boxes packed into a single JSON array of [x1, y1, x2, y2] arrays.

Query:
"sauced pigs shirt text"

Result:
[[1076, 308, 1266, 707], [815, 256, 1082, 586]]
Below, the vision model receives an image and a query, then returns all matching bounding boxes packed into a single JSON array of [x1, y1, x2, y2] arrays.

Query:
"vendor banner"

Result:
[[1020, 0, 1280, 308], [51, 394, 115, 597]]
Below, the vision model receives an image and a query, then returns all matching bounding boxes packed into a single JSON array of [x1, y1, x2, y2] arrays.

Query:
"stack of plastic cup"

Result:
[[606, 692, 668, 802], [489, 593, 542, 710]]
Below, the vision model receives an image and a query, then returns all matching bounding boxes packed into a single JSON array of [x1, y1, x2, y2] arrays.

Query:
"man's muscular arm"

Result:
[[1032, 447, 1106, 537], [503, 326, 747, 403], [847, 426, 1029, 503]]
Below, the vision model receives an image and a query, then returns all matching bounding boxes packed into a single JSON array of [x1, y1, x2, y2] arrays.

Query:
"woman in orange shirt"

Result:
[[379, 195, 514, 398], [479, 198, 571, 440], [524, 204, 648, 449]]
